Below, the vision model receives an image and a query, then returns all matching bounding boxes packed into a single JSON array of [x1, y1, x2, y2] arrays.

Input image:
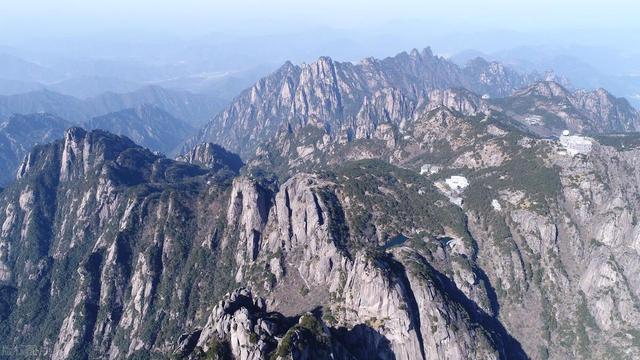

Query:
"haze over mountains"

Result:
[[0, 85, 227, 126], [0, 44, 638, 184], [0, 79, 238, 186], [451, 45, 640, 108]]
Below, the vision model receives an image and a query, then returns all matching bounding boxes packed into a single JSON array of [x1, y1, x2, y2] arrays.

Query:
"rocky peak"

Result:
[[59, 127, 141, 182], [187, 47, 541, 158], [176, 142, 243, 173], [426, 88, 487, 115], [86, 104, 195, 156], [0, 113, 72, 185], [573, 87, 630, 111], [573, 88, 640, 132], [463, 57, 537, 97], [306, 56, 336, 71], [269, 60, 302, 83], [16, 127, 181, 187], [505, 81, 640, 134], [514, 80, 573, 99], [464, 57, 494, 70]]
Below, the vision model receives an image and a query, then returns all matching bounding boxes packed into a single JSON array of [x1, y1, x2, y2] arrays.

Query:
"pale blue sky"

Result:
[[2, 0, 639, 38]]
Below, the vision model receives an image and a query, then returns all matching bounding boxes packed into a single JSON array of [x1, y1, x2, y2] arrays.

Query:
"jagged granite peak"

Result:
[[0, 112, 72, 185], [426, 88, 487, 115], [176, 142, 243, 174], [2, 128, 233, 359], [2, 116, 640, 358], [185, 48, 538, 158], [499, 80, 640, 135], [513, 80, 574, 99], [247, 98, 500, 177], [3, 43, 640, 360], [86, 104, 195, 156], [17, 126, 144, 182], [462, 57, 539, 98], [183, 172, 520, 359], [248, 108, 640, 359], [571, 87, 640, 130], [184, 288, 356, 360]]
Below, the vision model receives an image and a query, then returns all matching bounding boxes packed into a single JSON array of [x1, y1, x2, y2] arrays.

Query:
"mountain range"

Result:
[[187, 48, 547, 157], [188, 48, 638, 159], [0, 46, 639, 360], [0, 85, 227, 127], [451, 45, 640, 109], [0, 104, 198, 185]]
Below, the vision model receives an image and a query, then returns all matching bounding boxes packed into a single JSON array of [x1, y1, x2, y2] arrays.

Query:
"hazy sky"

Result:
[[2, 0, 639, 40], [0, 0, 638, 101]]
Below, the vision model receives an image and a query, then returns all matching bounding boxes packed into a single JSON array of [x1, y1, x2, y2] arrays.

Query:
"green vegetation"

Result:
[[325, 159, 468, 246], [202, 337, 232, 360], [464, 144, 562, 218], [322, 308, 337, 326], [269, 314, 329, 360]]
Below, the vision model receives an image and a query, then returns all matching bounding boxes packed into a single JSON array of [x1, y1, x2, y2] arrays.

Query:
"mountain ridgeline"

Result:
[[86, 104, 195, 155], [0, 47, 639, 360], [185, 48, 599, 158], [0, 85, 227, 127], [0, 103, 200, 186]]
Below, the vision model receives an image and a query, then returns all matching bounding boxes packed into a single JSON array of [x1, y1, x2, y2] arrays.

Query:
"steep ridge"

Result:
[[245, 96, 640, 358], [247, 92, 498, 178], [1, 128, 238, 359], [2, 107, 640, 358], [0, 105, 197, 185], [186, 48, 541, 158], [493, 81, 640, 136], [462, 57, 542, 98], [176, 142, 244, 173], [86, 104, 195, 155], [0, 113, 73, 185], [0, 128, 529, 359], [2, 45, 640, 360]]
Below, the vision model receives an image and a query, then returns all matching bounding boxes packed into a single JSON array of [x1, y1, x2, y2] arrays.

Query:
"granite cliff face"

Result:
[[176, 142, 244, 173], [0, 113, 72, 185], [188, 51, 638, 162], [2, 46, 640, 360], [187, 49, 541, 158], [1, 128, 236, 359], [0, 128, 522, 359]]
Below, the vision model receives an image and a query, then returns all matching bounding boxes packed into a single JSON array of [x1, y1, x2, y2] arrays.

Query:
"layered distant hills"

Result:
[[0, 85, 227, 127], [86, 105, 195, 155], [0, 104, 196, 185]]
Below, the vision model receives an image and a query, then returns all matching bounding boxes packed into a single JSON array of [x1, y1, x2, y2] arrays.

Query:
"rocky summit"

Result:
[[185, 48, 549, 159], [0, 47, 640, 360]]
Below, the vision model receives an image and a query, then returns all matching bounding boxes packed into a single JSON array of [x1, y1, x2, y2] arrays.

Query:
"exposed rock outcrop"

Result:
[[186, 48, 539, 157], [176, 142, 244, 174], [502, 81, 640, 135]]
